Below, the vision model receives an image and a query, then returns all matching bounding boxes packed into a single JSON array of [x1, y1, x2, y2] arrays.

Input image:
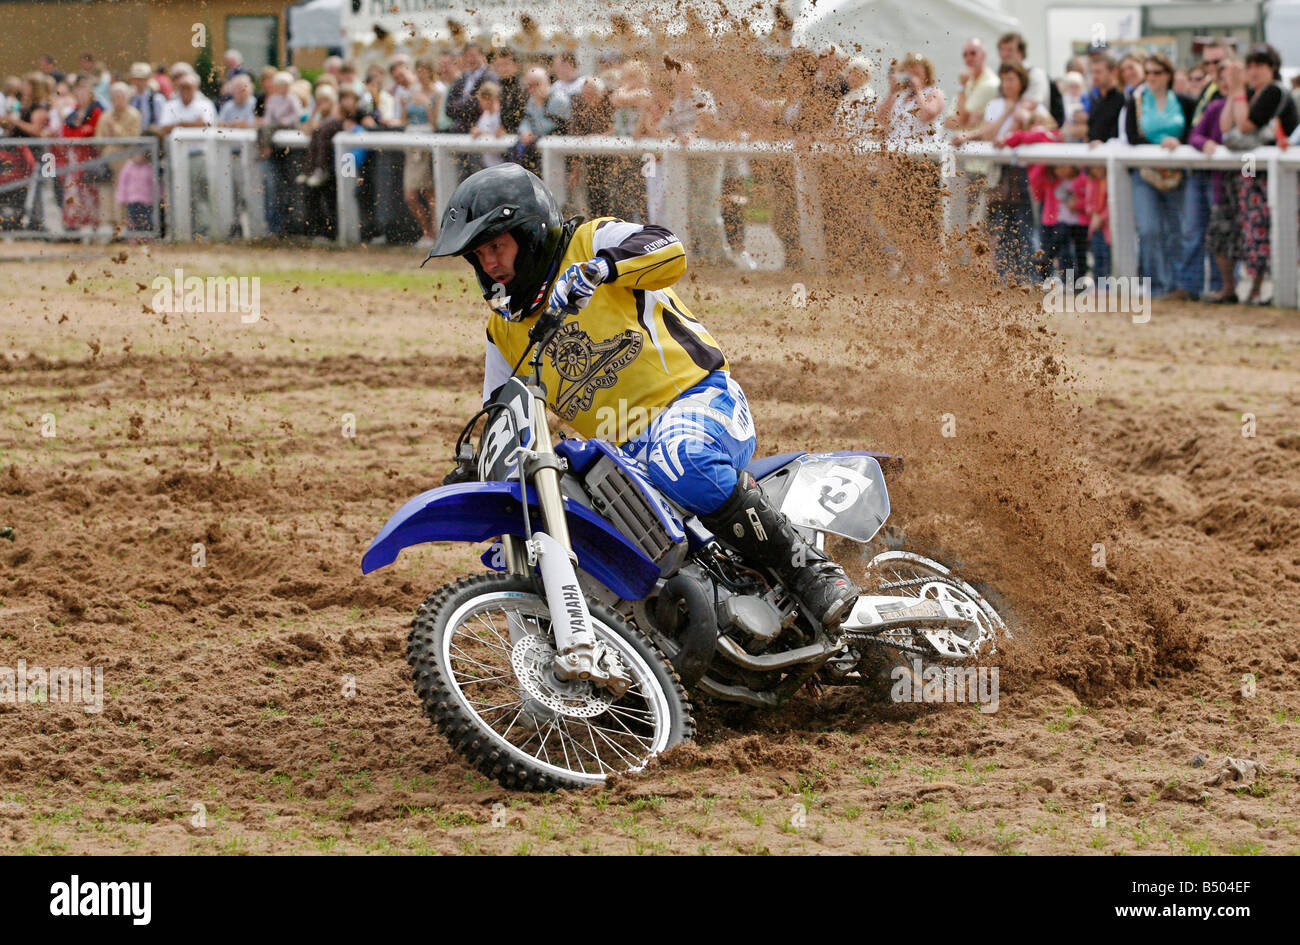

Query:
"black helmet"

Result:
[[422, 164, 572, 321]]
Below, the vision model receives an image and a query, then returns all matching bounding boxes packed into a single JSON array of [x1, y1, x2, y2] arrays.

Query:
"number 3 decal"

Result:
[[815, 465, 872, 515]]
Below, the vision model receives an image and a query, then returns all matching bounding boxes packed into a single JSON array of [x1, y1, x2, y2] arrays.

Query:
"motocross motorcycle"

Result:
[[362, 311, 1009, 790]]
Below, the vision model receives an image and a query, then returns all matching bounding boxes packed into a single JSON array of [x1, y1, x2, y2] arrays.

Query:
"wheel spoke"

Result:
[[590, 711, 653, 750], [585, 719, 645, 765], [560, 717, 609, 774], [447, 648, 510, 676], [500, 705, 525, 741], [555, 720, 574, 772], [505, 610, 545, 642], [606, 699, 655, 720], [603, 707, 655, 733], [578, 720, 614, 773], [515, 721, 541, 752], [467, 698, 523, 714], [537, 719, 557, 766], [458, 673, 515, 686], [597, 709, 656, 751], [460, 624, 513, 656], [473, 612, 515, 651]]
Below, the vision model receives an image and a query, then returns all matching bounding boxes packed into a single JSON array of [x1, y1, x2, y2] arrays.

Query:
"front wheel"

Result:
[[407, 572, 693, 791]]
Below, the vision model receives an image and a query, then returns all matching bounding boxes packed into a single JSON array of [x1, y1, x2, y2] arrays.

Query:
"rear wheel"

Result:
[[407, 572, 694, 791], [859, 550, 1009, 660]]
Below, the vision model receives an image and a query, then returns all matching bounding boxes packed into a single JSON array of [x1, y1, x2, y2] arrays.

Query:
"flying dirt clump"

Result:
[[774, 259, 1199, 699]]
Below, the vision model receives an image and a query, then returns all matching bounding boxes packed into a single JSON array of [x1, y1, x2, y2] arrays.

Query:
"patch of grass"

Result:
[[431, 810, 476, 829], [991, 819, 1026, 855]]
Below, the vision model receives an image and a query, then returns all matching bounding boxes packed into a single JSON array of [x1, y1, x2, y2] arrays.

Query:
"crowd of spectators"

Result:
[[945, 35, 1300, 304], [1, 33, 1299, 300]]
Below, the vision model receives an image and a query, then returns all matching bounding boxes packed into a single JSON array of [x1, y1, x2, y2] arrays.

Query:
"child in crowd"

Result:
[[116, 149, 155, 240], [1084, 166, 1110, 283], [472, 82, 504, 168], [1031, 164, 1089, 281], [1001, 115, 1064, 282]]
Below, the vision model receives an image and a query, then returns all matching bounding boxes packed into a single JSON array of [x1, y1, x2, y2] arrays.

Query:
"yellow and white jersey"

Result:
[[483, 217, 728, 443]]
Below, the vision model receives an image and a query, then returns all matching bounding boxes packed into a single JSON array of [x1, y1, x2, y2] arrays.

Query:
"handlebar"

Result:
[[527, 303, 565, 346]]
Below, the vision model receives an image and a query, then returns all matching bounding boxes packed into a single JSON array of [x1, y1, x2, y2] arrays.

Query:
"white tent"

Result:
[[1266, 0, 1300, 70], [793, 0, 1021, 100], [289, 0, 345, 50], [339, 1, 792, 46]]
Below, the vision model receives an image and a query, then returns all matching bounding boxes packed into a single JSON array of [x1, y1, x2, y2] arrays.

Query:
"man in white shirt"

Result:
[[946, 38, 1000, 131], [260, 71, 304, 237], [128, 62, 167, 132], [158, 72, 217, 132], [218, 74, 258, 236], [551, 52, 587, 101], [158, 73, 217, 237]]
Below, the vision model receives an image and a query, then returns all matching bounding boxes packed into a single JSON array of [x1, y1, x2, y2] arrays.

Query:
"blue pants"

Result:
[[988, 201, 1035, 285], [1177, 171, 1222, 295], [1040, 223, 1089, 280], [1090, 230, 1111, 280], [125, 202, 152, 232], [263, 156, 291, 236], [1131, 170, 1184, 297], [621, 371, 757, 516]]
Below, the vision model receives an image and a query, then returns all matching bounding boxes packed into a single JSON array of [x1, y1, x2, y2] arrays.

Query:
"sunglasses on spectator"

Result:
[[1202, 57, 1223, 66], [1144, 67, 1168, 75]]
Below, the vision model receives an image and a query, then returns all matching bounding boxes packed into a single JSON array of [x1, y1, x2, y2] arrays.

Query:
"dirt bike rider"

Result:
[[425, 163, 860, 628]]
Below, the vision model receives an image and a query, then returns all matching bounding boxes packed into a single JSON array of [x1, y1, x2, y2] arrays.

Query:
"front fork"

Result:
[[501, 388, 631, 697]]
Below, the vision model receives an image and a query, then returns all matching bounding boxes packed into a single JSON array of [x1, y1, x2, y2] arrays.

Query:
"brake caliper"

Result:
[[554, 642, 633, 699]]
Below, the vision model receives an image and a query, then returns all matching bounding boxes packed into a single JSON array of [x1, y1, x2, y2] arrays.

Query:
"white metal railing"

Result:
[[0, 135, 161, 239], [166, 127, 306, 241], [329, 131, 517, 245], [326, 132, 828, 263], [535, 135, 830, 269], [159, 128, 1300, 308]]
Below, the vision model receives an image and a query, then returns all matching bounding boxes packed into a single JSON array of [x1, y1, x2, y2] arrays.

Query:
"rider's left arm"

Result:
[[590, 220, 687, 290]]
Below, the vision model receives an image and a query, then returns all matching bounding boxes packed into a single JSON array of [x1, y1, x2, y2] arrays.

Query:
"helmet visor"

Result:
[[420, 204, 522, 266]]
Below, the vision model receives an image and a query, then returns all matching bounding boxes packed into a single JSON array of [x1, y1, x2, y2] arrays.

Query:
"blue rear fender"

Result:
[[361, 481, 662, 602]]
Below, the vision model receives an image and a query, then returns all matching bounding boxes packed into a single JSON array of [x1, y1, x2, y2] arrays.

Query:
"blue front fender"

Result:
[[361, 481, 662, 601]]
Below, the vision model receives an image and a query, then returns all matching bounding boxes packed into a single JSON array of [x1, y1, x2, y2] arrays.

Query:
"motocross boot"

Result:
[[701, 471, 861, 628]]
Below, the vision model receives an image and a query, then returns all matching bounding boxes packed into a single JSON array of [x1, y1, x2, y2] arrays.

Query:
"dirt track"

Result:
[[1, 242, 1297, 854]]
